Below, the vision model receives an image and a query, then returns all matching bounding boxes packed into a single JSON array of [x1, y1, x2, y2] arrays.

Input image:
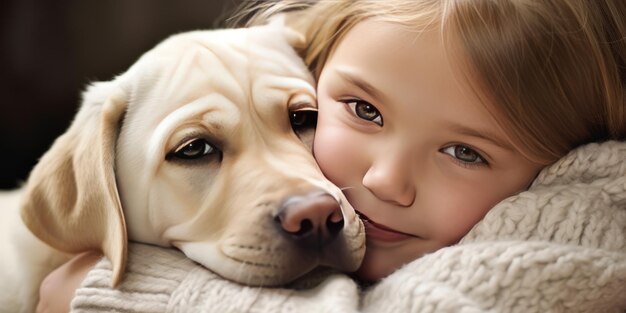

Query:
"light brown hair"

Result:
[[235, 0, 626, 164]]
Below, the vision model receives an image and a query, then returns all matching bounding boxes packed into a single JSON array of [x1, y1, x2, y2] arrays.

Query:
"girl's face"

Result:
[[314, 19, 543, 281]]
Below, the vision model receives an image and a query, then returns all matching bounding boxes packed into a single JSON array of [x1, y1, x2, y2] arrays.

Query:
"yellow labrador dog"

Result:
[[0, 22, 365, 312]]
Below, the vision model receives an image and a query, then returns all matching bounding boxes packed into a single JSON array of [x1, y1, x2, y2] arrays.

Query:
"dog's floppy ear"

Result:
[[267, 14, 307, 50], [21, 82, 128, 287]]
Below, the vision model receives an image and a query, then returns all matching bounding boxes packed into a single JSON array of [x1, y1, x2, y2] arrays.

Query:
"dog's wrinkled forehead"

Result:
[[119, 25, 314, 123], [113, 25, 316, 194]]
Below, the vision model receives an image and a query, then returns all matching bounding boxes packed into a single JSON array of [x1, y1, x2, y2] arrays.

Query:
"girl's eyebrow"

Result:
[[335, 69, 387, 102], [449, 122, 513, 151]]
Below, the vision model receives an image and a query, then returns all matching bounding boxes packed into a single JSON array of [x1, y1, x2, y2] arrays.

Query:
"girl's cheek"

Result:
[[313, 124, 354, 186]]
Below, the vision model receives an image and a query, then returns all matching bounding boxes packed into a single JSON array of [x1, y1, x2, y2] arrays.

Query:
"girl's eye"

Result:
[[343, 99, 383, 126], [170, 138, 219, 160], [441, 145, 487, 166]]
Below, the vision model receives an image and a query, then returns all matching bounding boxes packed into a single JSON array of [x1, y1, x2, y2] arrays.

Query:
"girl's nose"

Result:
[[362, 160, 415, 207]]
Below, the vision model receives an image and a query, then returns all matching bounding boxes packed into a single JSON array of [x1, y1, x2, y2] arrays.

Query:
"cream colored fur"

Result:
[[0, 22, 364, 313]]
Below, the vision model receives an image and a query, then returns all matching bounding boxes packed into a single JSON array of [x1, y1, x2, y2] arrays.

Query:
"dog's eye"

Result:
[[290, 109, 317, 131], [170, 138, 219, 160]]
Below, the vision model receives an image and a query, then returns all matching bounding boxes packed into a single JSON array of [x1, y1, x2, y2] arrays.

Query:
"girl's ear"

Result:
[[20, 82, 129, 287]]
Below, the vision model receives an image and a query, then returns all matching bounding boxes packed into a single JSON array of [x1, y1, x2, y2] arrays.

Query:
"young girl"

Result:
[[38, 0, 626, 311], [247, 0, 626, 281]]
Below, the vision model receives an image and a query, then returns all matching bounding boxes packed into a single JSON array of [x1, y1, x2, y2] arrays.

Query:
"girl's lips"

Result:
[[357, 211, 417, 242]]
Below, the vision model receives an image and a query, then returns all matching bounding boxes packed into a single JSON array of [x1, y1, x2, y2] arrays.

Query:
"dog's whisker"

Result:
[[234, 256, 248, 285], [339, 186, 355, 191], [252, 278, 266, 300]]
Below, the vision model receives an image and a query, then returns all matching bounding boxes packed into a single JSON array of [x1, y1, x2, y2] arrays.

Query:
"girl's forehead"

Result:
[[327, 19, 471, 96]]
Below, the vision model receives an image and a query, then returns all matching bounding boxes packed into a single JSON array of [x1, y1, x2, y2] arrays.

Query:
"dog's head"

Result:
[[20, 23, 365, 286]]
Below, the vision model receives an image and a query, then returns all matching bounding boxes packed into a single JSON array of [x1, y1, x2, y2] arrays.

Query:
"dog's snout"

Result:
[[274, 192, 344, 246]]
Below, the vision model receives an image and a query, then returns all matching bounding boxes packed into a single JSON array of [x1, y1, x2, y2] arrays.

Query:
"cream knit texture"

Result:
[[71, 141, 626, 313]]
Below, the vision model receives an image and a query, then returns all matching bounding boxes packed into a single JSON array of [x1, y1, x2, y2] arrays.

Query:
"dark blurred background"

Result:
[[0, 0, 245, 189]]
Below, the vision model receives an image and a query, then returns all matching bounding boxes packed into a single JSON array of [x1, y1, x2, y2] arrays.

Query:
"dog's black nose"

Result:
[[274, 192, 344, 247]]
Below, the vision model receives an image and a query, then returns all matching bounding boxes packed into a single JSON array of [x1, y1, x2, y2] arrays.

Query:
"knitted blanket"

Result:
[[70, 141, 626, 313]]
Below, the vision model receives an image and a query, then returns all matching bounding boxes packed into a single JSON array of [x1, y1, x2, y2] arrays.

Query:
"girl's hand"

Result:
[[37, 251, 102, 313]]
